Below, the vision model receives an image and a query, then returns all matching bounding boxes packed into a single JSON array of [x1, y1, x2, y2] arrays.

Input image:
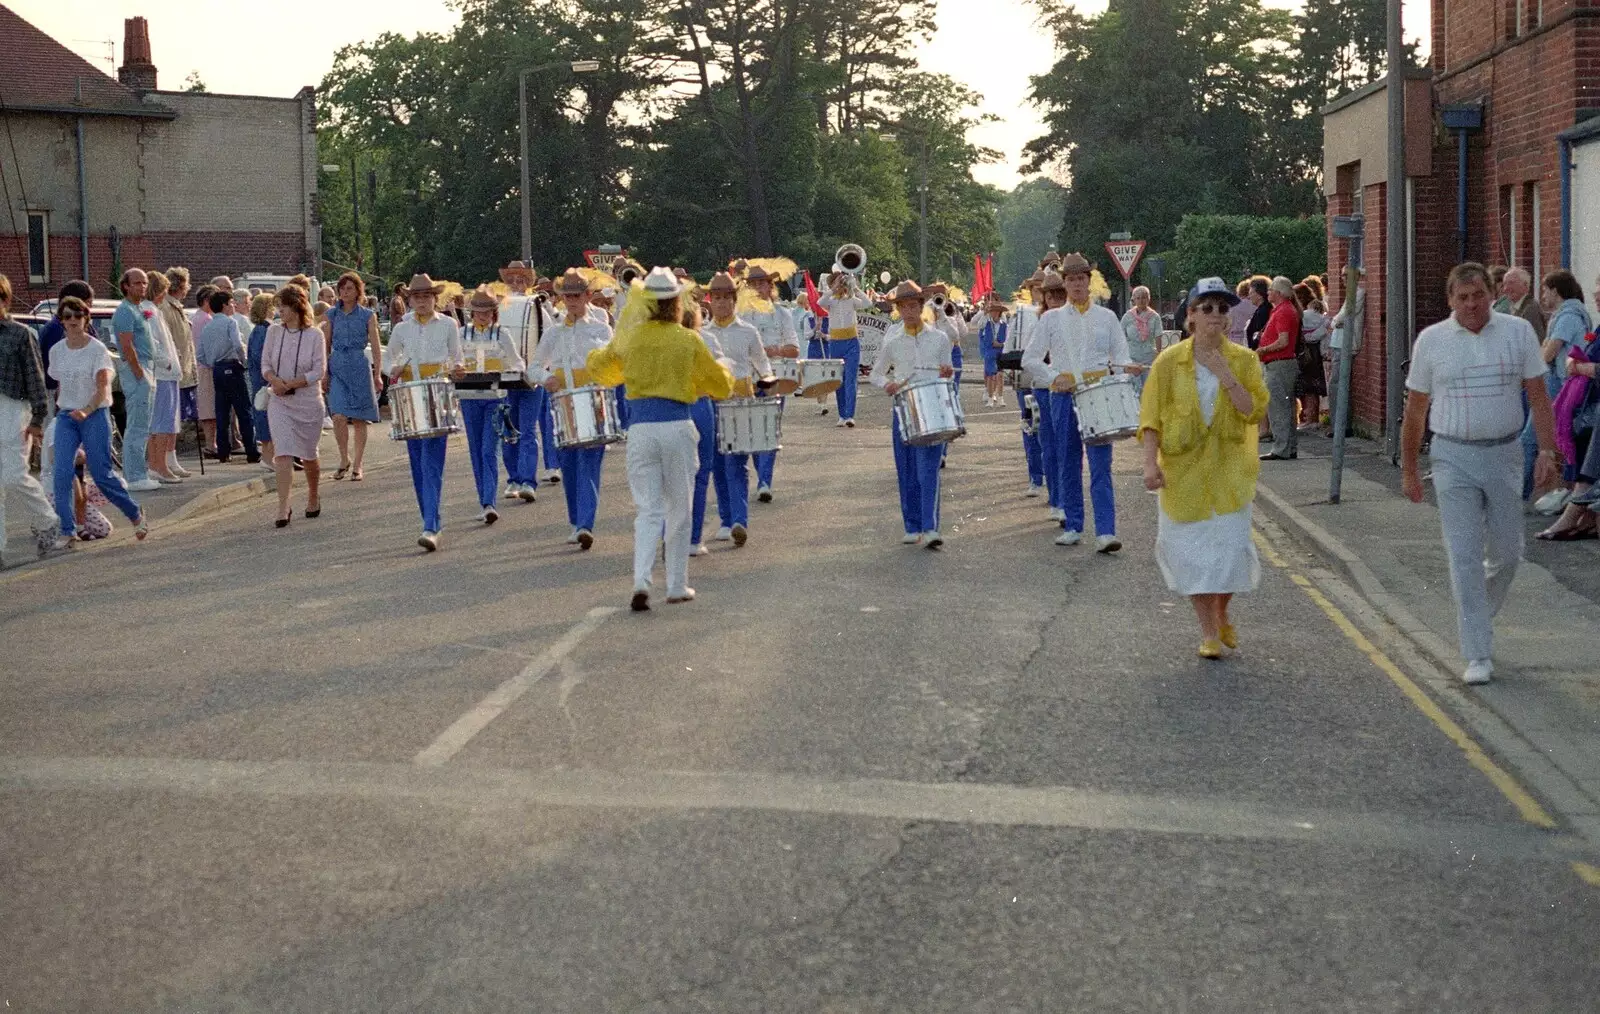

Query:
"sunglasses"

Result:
[[59, 310, 86, 321], [1194, 303, 1230, 315]]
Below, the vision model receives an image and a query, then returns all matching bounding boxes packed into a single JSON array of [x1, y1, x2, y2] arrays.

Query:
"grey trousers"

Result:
[[1264, 358, 1299, 457], [1430, 438, 1523, 663]]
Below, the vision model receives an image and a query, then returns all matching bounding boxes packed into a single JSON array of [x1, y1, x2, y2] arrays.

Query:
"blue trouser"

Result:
[[754, 390, 781, 487], [211, 363, 258, 462], [1051, 391, 1116, 535], [1032, 388, 1060, 507], [406, 435, 448, 532], [690, 397, 730, 541], [114, 363, 153, 481], [722, 452, 752, 526], [1018, 390, 1044, 485], [559, 445, 604, 530], [460, 399, 503, 508], [501, 388, 541, 488], [541, 388, 560, 469], [891, 413, 943, 534], [807, 339, 825, 358], [834, 339, 860, 419], [614, 385, 630, 432], [52, 407, 141, 537]]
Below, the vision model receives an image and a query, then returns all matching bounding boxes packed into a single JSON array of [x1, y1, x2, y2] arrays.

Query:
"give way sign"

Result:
[[1104, 240, 1147, 280]]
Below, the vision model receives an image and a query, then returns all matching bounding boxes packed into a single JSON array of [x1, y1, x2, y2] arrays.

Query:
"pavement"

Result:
[[3, 392, 1599, 1011]]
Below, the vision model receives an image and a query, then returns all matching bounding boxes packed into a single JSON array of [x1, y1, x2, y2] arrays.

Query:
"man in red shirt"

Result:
[[1258, 275, 1302, 460]]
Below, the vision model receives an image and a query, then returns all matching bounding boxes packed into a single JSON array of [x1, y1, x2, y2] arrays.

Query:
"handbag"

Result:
[[254, 385, 271, 412], [257, 327, 307, 411]]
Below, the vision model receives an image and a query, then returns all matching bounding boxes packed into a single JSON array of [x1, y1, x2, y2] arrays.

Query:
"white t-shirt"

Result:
[[1405, 311, 1546, 441], [49, 338, 115, 412]]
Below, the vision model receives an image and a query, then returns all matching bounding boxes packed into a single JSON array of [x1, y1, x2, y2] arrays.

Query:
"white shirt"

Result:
[[49, 337, 114, 411], [387, 313, 463, 375], [746, 304, 798, 350], [1405, 311, 1545, 441], [143, 300, 181, 382], [1065, 303, 1131, 378], [869, 324, 953, 388], [702, 317, 771, 381], [818, 290, 872, 332], [1007, 303, 1049, 386], [458, 323, 526, 374], [535, 317, 612, 383]]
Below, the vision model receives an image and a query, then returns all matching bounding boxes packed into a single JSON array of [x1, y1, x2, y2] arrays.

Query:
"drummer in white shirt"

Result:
[[457, 287, 526, 527], [742, 265, 798, 502], [870, 280, 955, 549], [1024, 253, 1142, 552], [537, 270, 614, 550], [1004, 271, 1048, 496], [496, 260, 549, 502], [702, 272, 775, 548], [386, 273, 465, 552]]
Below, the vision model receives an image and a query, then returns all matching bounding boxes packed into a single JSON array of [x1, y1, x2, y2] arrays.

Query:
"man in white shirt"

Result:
[[817, 271, 874, 426], [497, 260, 551, 500], [743, 265, 798, 501], [1004, 272, 1048, 495], [387, 273, 465, 551], [869, 280, 956, 548], [702, 273, 773, 546], [1402, 261, 1560, 686]]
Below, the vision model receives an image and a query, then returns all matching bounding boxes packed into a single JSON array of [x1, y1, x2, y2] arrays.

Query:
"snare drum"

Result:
[[1072, 373, 1141, 444], [797, 358, 844, 397], [715, 397, 783, 455], [551, 385, 624, 449], [389, 378, 462, 440], [892, 378, 965, 446], [768, 357, 801, 395]]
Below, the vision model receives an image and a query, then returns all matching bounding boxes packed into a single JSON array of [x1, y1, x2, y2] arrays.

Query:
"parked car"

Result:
[[234, 273, 325, 296], [32, 297, 123, 320]]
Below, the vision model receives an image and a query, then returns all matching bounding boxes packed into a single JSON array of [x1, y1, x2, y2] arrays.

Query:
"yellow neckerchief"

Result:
[[713, 315, 735, 327], [414, 311, 436, 326], [563, 310, 582, 327], [469, 323, 495, 338], [1069, 299, 1091, 314], [904, 321, 924, 337]]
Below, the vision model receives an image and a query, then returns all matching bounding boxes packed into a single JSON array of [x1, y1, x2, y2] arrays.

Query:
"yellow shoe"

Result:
[[1219, 624, 1238, 649], [1198, 639, 1224, 660]]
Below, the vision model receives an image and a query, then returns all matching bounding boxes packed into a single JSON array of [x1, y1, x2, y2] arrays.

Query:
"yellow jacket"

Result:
[[587, 320, 734, 403], [1137, 338, 1269, 523]]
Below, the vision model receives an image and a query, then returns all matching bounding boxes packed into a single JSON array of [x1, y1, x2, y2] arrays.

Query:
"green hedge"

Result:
[[1172, 215, 1326, 290]]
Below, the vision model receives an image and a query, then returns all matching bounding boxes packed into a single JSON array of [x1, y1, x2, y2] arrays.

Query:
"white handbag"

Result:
[[254, 385, 271, 412]]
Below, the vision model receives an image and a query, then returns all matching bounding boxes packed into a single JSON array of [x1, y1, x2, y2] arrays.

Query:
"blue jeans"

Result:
[[460, 399, 502, 508], [115, 363, 154, 481], [1032, 388, 1060, 507], [1051, 391, 1116, 535], [501, 388, 541, 488], [754, 390, 781, 487], [891, 413, 943, 533], [834, 339, 861, 420], [690, 397, 730, 541], [406, 435, 448, 532], [53, 408, 141, 536], [1018, 390, 1044, 485], [559, 445, 605, 530]]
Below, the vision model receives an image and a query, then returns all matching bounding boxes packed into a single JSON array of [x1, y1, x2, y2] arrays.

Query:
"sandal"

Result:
[[134, 514, 149, 541], [333, 465, 350, 481], [350, 468, 364, 482]]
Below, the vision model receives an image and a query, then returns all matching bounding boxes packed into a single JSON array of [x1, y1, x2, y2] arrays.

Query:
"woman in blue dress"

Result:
[[320, 272, 383, 481], [245, 291, 275, 464]]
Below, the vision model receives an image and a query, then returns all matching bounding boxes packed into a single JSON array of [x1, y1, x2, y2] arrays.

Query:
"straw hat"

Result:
[[556, 270, 589, 296], [407, 273, 444, 295], [467, 287, 499, 312], [1022, 269, 1047, 289], [745, 265, 774, 284], [1039, 270, 1067, 292], [1057, 252, 1092, 276], [889, 280, 925, 303], [707, 272, 738, 295], [498, 260, 536, 284], [641, 266, 685, 299]]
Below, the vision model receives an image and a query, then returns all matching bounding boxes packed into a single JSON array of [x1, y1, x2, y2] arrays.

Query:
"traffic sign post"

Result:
[[1104, 239, 1146, 312], [584, 246, 629, 275]]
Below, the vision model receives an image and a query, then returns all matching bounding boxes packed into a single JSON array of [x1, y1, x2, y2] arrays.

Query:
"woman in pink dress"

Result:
[[261, 284, 328, 527]]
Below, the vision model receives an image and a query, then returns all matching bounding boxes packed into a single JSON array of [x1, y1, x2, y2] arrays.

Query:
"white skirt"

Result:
[[1155, 502, 1260, 596]]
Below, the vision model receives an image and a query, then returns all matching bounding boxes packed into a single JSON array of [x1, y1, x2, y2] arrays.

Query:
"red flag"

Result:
[[984, 254, 995, 297], [803, 271, 825, 316], [972, 255, 984, 300]]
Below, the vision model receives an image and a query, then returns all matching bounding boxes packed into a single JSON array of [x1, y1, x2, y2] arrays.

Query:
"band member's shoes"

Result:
[[1026, 483, 1043, 498], [836, 418, 848, 427], [630, 589, 650, 612], [691, 544, 709, 556], [503, 483, 521, 501], [757, 484, 773, 503], [418, 531, 440, 552], [817, 405, 830, 416], [475, 507, 499, 525], [902, 533, 921, 544], [1049, 508, 1065, 522], [1218, 623, 1238, 649], [730, 524, 748, 547], [1054, 530, 1081, 546], [567, 529, 582, 544], [1198, 639, 1224, 660], [545, 470, 562, 484], [844, 419, 855, 428], [924, 531, 944, 550], [714, 527, 733, 541], [667, 588, 696, 604], [1095, 534, 1121, 554], [577, 529, 594, 550], [1463, 659, 1493, 685]]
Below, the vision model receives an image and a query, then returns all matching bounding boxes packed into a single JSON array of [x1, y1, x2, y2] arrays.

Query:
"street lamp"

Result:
[[519, 59, 600, 263], [881, 130, 930, 284]]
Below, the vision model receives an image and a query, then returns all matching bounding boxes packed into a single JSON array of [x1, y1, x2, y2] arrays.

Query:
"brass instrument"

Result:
[[834, 243, 866, 276]]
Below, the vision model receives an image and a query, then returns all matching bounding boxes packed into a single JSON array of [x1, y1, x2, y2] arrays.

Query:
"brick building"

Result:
[[1322, 0, 1600, 435], [0, 7, 320, 309]]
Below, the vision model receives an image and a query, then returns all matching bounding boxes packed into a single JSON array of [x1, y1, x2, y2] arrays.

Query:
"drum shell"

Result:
[[768, 357, 801, 395], [797, 358, 844, 397], [1072, 374, 1141, 444], [893, 378, 965, 446], [551, 385, 625, 449], [715, 397, 783, 455], [389, 379, 462, 440]]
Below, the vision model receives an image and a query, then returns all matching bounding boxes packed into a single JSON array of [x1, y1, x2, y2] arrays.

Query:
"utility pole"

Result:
[[1383, 0, 1408, 462], [918, 136, 928, 285], [349, 154, 362, 269], [1329, 214, 1364, 503], [368, 168, 380, 276], [520, 60, 600, 265]]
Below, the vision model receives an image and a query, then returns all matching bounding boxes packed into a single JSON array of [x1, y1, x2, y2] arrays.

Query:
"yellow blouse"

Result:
[[1137, 338, 1269, 523], [586, 320, 734, 403]]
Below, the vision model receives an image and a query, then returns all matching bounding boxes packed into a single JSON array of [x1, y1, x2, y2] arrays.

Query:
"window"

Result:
[[26, 211, 48, 285]]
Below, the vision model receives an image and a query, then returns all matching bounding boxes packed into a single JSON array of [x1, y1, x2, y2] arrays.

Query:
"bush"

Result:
[[1172, 215, 1326, 290]]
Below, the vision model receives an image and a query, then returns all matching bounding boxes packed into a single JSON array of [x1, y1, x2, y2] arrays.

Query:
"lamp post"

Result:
[[880, 130, 929, 283], [519, 59, 601, 264]]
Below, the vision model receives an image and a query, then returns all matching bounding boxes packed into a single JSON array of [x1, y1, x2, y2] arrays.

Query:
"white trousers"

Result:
[[626, 419, 698, 597], [1430, 438, 1523, 663], [0, 393, 58, 550]]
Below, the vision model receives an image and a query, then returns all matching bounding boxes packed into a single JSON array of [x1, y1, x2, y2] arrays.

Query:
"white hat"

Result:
[[641, 266, 685, 299]]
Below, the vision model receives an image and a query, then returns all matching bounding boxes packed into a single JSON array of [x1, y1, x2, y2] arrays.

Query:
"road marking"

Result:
[[412, 606, 618, 767], [1252, 528, 1558, 829], [0, 755, 1585, 863], [1572, 862, 1600, 887]]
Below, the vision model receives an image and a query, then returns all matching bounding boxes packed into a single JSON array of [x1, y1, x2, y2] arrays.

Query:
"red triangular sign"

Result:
[[1104, 241, 1146, 280]]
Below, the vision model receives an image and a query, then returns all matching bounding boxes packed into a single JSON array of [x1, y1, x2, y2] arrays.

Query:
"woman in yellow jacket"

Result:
[[588, 268, 734, 612], [1139, 277, 1270, 659]]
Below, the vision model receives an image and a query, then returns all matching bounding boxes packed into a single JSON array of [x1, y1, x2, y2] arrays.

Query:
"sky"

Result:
[[16, 0, 1428, 192]]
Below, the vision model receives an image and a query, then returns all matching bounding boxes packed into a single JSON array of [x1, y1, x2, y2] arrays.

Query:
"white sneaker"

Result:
[[1025, 483, 1042, 498], [517, 483, 537, 503], [1533, 488, 1570, 516], [483, 507, 499, 525], [577, 529, 594, 550], [566, 529, 582, 544], [1095, 533, 1121, 554], [902, 532, 922, 544], [730, 523, 748, 547], [126, 478, 162, 492], [691, 543, 709, 556], [503, 482, 521, 501], [835, 418, 848, 427], [544, 469, 562, 484], [924, 530, 944, 550], [757, 483, 773, 503], [714, 526, 733, 542], [1463, 659, 1493, 685], [667, 587, 697, 603], [1055, 530, 1082, 546], [474, 508, 490, 523], [1049, 507, 1065, 522], [818, 404, 830, 416], [418, 531, 439, 552], [170, 462, 192, 478], [844, 418, 855, 428]]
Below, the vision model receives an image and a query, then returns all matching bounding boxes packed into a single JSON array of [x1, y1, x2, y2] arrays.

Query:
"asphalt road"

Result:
[[3, 388, 1597, 1012]]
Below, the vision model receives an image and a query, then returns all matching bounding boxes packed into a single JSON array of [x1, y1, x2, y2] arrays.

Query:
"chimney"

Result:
[[117, 17, 157, 92]]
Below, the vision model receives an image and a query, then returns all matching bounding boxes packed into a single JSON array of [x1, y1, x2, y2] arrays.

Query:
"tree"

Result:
[[182, 71, 207, 93], [995, 178, 1066, 292]]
